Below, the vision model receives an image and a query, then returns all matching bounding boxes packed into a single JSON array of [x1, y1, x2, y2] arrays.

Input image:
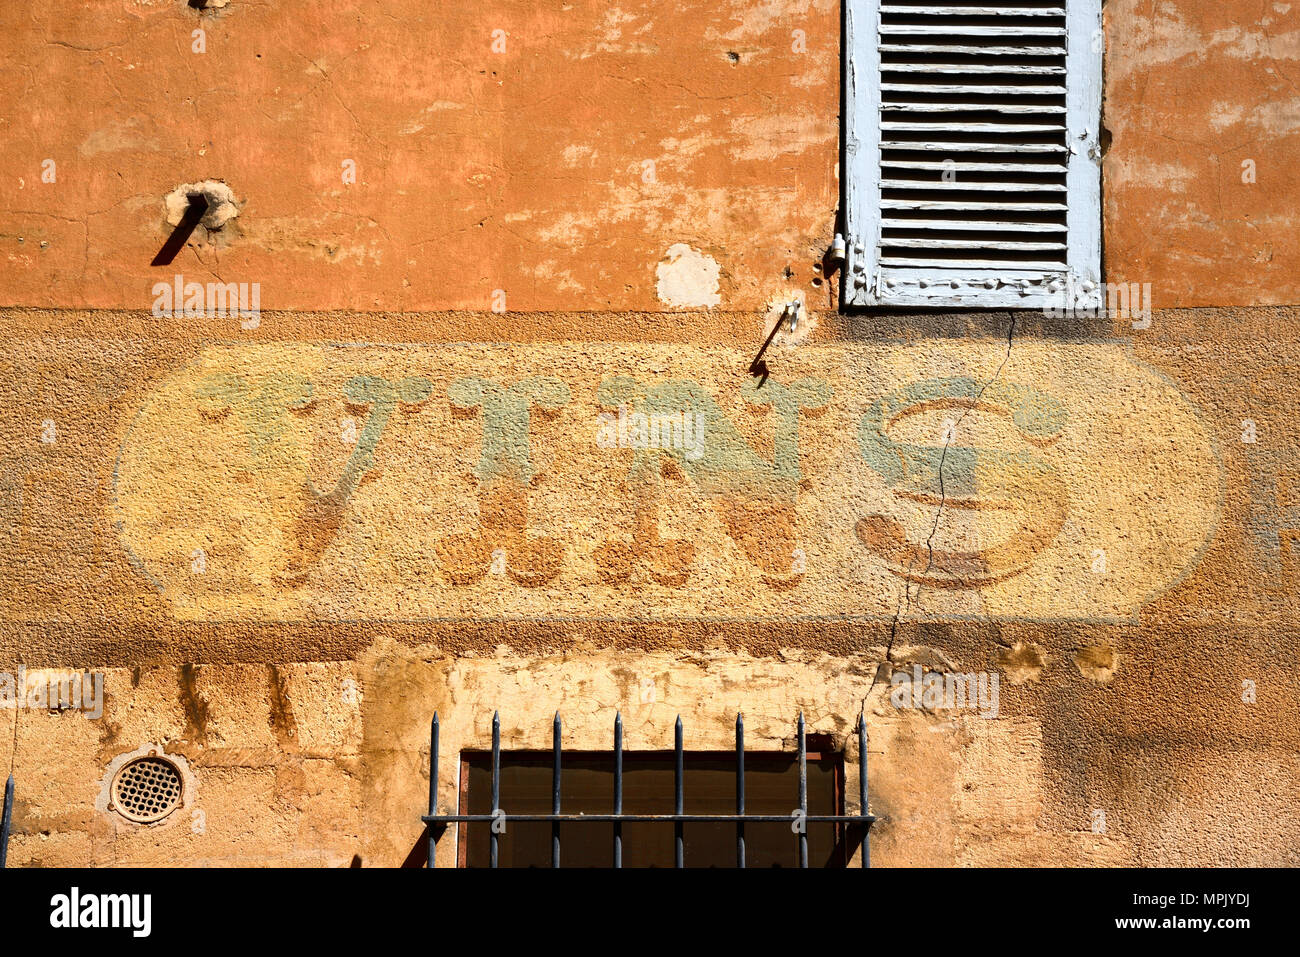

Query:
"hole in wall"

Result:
[[162, 180, 241, 250], [184, 0, 231, 13]]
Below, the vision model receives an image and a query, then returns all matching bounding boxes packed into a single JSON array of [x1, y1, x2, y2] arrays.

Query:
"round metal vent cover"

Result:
[[111, 755, 183, 824]]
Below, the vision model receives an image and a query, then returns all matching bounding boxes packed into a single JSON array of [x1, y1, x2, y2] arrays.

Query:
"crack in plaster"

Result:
[[865, 316, 1018, 711]]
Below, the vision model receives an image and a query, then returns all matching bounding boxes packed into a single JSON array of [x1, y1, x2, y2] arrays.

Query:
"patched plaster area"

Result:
[[656, 243, 721, 308]]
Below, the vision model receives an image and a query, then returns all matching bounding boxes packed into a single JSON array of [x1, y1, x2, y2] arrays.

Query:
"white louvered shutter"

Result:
[[843, 0, 1102, 308]]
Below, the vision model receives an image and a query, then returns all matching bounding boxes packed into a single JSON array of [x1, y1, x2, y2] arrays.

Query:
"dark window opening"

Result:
[[457, 748, 847, 868]]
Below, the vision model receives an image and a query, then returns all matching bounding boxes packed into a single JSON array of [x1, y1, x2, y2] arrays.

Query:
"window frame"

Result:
[[842, 0, 1104, 310]]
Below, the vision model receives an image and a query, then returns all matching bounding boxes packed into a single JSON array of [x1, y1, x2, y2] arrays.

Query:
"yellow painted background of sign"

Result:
[[110, 342, 1220, 623]]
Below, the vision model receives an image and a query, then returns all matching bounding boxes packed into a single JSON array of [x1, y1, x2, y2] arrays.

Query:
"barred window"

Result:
[[457, 749, 847, 868]]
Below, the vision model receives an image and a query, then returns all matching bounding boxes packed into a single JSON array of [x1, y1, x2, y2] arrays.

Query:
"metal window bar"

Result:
[[552, 712, 561, 869], [674, 716, 684, 868], [1, 774, 13, 870], [490, 712, 501, 869], [736, 714, 745, 868], [798, 712, 808, 868], [614, 711, 623, 868], [423, 711, 876, 869]]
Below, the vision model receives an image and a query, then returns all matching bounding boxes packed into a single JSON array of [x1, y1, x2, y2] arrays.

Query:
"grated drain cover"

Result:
[[111, 755, 183, 823]]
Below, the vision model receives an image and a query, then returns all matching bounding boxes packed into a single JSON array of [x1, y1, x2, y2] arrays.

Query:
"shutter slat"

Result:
[[881, 218, 1068, 232], [881, 199, 1068, 210], [878, 44, 1066, 54], [881, 25, 1067, 36], [883, 63, 1067, 73], [883, 160, 1069, 172], [881, 83, 1067, 94], [881, 180, 1067, 191], [880, 140, 1066, 151], [882, 102, 1067, 113], [883, 239, 1067, 250], [882, 121, 1063, 130], [879, 256, 1068, 269], [880, 6, 1067, 14]]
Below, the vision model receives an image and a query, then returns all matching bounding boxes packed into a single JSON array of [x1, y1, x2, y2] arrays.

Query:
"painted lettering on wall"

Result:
[[109, 343, 1221, 623]]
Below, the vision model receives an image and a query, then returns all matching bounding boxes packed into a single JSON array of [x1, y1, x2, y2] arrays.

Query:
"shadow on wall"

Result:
[[844, 309, 1115, 341]]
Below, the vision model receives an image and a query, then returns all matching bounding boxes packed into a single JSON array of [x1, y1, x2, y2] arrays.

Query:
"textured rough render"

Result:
[[0, 1, 1298, 868]]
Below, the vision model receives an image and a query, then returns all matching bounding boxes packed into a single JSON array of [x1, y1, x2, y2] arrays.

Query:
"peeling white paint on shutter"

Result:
[[843, 0, 1102, 309]]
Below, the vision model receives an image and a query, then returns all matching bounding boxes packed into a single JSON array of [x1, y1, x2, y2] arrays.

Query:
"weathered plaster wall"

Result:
[[1104, 0, 1300, 306], [1, 1, 1299, 867], [0, 648, 1145, 867], [7, 638, 1296, 867], [0, 0, 839, 313], [5, 1, 1299, 312]]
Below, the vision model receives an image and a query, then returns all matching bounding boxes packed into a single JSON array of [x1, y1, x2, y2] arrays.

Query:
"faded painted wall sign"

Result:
[[110, 343, 1221, 623], [857, 378, 1069, 587]]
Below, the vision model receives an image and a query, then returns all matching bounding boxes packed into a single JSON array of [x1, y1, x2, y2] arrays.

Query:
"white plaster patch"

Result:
[[1105, 159, 1197, 193], [1109, 8, 1300, 86], [656, 243, 721, 308], [762, 291, 817, 344], [707, 0, 833, 42], [567, 8, 658, 58], [729, 113, 835, 161], [79, 117, 153, 156], [530, 260, 584, 292], [537, 213, 587, 245], [1208, 97, 1300, 133], [561, 145, 595, 167], [658, 133, 726, 159], [164, 180, 241, 230]]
